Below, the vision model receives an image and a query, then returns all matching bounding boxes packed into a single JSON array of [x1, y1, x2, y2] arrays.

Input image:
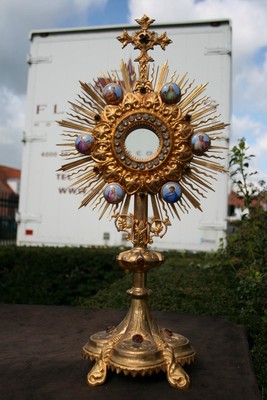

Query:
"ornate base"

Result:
[[83, 247, 195, 389], [83, 298, 195, 389]]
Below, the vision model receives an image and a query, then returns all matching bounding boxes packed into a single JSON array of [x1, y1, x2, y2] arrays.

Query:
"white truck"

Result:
[[17, 19, 232, 251]]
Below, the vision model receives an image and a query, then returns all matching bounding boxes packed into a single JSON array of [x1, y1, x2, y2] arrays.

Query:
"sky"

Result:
[[1, 0, 267, 185]]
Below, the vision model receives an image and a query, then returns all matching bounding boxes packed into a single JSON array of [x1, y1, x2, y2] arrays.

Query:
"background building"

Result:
[[0, 165, 20, 244]]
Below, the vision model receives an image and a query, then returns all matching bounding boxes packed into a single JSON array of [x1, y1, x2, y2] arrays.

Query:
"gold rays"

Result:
[[58, 51, 227, 246], [58, 60, 226, 217]]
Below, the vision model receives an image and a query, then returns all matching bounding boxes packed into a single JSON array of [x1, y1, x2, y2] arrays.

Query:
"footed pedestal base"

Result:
[[83, 248, 196, 390], [83, 297, 195, 389]]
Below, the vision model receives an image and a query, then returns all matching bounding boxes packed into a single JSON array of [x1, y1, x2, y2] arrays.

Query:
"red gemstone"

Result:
[[136, 256, 145, 265], [132, 334, 144, 343]]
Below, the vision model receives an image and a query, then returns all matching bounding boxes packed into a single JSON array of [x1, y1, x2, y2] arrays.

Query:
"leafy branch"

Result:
[[229, 138, 259, 210]]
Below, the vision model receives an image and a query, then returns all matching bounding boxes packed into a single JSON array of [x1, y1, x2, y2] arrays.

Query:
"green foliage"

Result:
[[226, 207, 267, 271], [79, 260, 239, 316], [226, 138, 267, 396], [77, 138, 267, 395], [0, 246, 122, 305], [0, 243, 266, 394], [220, 208, 267, 396], [229, 137, 259, 209], [79, 247, 266, 395], [0, 138, 266, 395], [226, 138, 267, 329]]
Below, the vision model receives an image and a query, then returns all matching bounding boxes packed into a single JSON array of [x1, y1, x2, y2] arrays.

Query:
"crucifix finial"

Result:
[[117, 15, 172, 93]]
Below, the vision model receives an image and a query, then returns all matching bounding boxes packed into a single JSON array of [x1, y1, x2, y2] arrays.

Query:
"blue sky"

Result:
[[0, 0, 267, 184], [81, 0, 130, 26]]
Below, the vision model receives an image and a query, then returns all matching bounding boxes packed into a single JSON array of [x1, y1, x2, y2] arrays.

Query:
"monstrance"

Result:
[[58, 15, 227, 389]]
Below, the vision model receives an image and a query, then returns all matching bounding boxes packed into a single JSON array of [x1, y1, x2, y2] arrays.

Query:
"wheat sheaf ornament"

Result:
[[58, 15, 227, 246], [58, 16, 227, 389]]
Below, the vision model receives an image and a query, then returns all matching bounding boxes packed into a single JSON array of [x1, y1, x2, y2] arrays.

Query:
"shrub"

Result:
[[0, 246, 123, 305]]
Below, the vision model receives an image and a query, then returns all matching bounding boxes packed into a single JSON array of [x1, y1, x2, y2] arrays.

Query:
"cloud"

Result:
[[128, 0, 267, 114], [73, 0, 106, 12], [231, 114, 267, 182], [0, 0, 107, 168], [1, 0, 267, 178], [231, 114, 265, 144], [234, 49, 267, 114], [128, 0, 267, 181], [0, 0, 107, 94], [0, 87, 25, 168], [128, 0, 267, 66]]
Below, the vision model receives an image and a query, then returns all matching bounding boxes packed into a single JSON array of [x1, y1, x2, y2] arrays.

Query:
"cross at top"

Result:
[[117, 15, 172, 92]]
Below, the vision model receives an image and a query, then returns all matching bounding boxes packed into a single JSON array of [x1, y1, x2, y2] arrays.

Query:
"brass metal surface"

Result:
[[83, 254, 195, 389], [58, 15, 227, 244], [83, 193, 195, 389], [58, 15, 227, 389]]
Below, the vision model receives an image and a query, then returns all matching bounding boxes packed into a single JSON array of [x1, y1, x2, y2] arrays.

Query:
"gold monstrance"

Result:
[[58, 16, 227, 389]]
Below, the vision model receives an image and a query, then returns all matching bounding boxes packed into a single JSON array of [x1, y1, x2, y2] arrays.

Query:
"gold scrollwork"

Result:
[[163, 345, 190, 390], [86, 358, 107, 386], [115, 213, 171, 246], [58, 14, 227, 239]]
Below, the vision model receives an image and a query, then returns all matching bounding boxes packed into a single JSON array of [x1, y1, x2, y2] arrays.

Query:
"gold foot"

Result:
[[83, 255, 195, 389], [87, 358, 107, 386], [84, 326, 194, 389], [167, 361, 190, 389], [163, 344, 190, 389]]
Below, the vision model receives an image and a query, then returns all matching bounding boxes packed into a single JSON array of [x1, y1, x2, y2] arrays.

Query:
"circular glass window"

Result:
[[124, 128, 160, 161]]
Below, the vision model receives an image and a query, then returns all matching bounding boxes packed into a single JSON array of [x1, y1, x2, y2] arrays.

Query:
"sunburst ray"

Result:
[[58, 21, 227, 245]]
